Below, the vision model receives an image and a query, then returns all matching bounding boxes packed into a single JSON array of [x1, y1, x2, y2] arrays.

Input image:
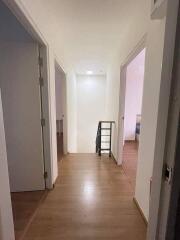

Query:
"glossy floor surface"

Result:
[[57, 133, 63, 161], [11, 191, 47, 240], [22, 152, 146, 240], [122, 141, 139, 191], [11, 135, 64, 240]]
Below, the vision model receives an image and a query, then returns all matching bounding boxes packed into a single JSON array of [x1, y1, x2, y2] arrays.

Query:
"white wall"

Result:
[[67, 71, 77, 153], [124, 49, 145, 140], [105, 1, 168, 221], [106, 1, 151, 161], [135, 17, 167, 220], [77, 75, 106, 153], [0, 91, 15, 240], [48, 49, 58, 183]]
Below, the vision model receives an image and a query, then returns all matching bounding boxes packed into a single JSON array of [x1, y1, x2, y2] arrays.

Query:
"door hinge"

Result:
[[38, 56, 43, 67], [44, 171, 48, 179], [41, 118, 45, 127], [164, 164, 173, 184], [39, 77, 44, 86]]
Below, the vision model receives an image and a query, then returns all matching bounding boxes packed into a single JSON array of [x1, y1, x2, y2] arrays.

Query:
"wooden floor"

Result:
[[122, 141, 139, 191], [21, 152, 146, 240], [57, 133, 63, 161], [11, 191, 47, 240], [11, 134, 64, 240]]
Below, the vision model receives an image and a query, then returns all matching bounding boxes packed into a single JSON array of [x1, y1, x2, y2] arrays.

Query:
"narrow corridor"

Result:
[[22, 153, 146, 240]]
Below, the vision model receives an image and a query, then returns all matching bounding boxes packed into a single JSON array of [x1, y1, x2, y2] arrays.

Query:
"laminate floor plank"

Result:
[[22, 151, 146, 240]]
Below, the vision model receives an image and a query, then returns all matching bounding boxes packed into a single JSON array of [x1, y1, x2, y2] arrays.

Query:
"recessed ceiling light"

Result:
[[86, 70, 93, 75]]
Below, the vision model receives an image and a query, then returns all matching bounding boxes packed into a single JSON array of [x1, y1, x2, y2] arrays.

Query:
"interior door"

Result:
[[0, 90, 15, 240], [0, 42, 45, 192], [153, 5, 180, 239]]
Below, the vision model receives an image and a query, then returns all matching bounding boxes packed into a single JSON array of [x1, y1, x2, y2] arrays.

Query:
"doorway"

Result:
[[0, 1, 49, 239], [150, 4, 180, 238], [55, 61, 67, 161], [118, 45, 146, 191]]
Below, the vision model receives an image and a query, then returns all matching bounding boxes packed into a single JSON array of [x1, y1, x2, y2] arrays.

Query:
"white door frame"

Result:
[[147, 0, 179, 239], [3, 0, 54, 189], [55, 59, 68, 155], [117, 36, 146, 165], [62, 75, 68, 155]]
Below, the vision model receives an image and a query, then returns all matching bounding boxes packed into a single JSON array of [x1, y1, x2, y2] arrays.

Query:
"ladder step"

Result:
[[101, 141, 110, 143], [101, 128, 111, 130], [101, 148, 111, 151]]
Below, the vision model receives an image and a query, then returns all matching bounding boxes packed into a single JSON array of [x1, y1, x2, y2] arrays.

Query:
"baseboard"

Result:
[[133, 197, 148, 225], [125, 140, 137, 143], [111, 153, 118, 165]]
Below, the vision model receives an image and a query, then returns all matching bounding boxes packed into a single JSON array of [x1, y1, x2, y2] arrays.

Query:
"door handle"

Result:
[[165, 164, 173, 184]]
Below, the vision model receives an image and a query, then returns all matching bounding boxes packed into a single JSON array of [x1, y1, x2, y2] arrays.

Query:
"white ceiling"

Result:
[[19, 0, 149, 74]]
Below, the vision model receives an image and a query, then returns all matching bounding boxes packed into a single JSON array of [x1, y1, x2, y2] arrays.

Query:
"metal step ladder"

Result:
[[96, 121, 115, 157]]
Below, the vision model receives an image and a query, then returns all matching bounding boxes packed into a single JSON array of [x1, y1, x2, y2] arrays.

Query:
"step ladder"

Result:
[[96, 121, 115, 157]]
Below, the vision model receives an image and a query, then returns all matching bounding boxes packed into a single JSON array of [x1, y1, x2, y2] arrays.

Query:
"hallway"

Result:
[[23, 154, 146, 240]]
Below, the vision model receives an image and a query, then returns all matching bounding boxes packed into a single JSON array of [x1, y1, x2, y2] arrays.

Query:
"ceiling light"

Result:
[[86, 70, 93, 75]]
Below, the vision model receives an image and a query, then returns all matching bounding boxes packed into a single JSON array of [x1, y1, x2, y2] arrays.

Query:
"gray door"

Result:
[[154, 7, 180, 239], [0, 41, 45, 192]]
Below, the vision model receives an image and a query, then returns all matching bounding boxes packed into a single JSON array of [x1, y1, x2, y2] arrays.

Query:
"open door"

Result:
[[147, 1, 180, 239], [151, 5, 180, 238], [0, 41, 45, 192]]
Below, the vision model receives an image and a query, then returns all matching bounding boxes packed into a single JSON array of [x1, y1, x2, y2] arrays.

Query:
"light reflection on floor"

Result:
[[83, 180, 95, 202]]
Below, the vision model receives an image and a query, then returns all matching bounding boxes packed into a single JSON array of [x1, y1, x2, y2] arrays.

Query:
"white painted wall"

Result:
[[105, 0, 168, 221], [135, 17, 167, 220], [76, 75, 106, 153], [67, 71, 77, 153], [106, 1, 151, 161], [0, 91, 15, 240], [124, 49, 145, 140], [48, 49, 58, 183]]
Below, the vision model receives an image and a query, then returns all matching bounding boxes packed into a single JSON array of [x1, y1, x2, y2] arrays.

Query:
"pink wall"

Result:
[[124, 48, 146, 140]]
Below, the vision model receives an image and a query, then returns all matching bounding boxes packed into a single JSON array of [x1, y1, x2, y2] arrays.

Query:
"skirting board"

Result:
[[133, 197, 148, 226], [111, 153, 119, 165]]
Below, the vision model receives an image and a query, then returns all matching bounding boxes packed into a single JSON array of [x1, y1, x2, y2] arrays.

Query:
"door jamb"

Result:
[[55, 59, 68, 155], [147, 1, 179, 239], [117, 35, 147, 165], [151, 3, 180, 238]]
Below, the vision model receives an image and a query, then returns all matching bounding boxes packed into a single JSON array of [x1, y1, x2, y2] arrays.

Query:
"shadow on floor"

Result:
[[11, 191, 47, 240]]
